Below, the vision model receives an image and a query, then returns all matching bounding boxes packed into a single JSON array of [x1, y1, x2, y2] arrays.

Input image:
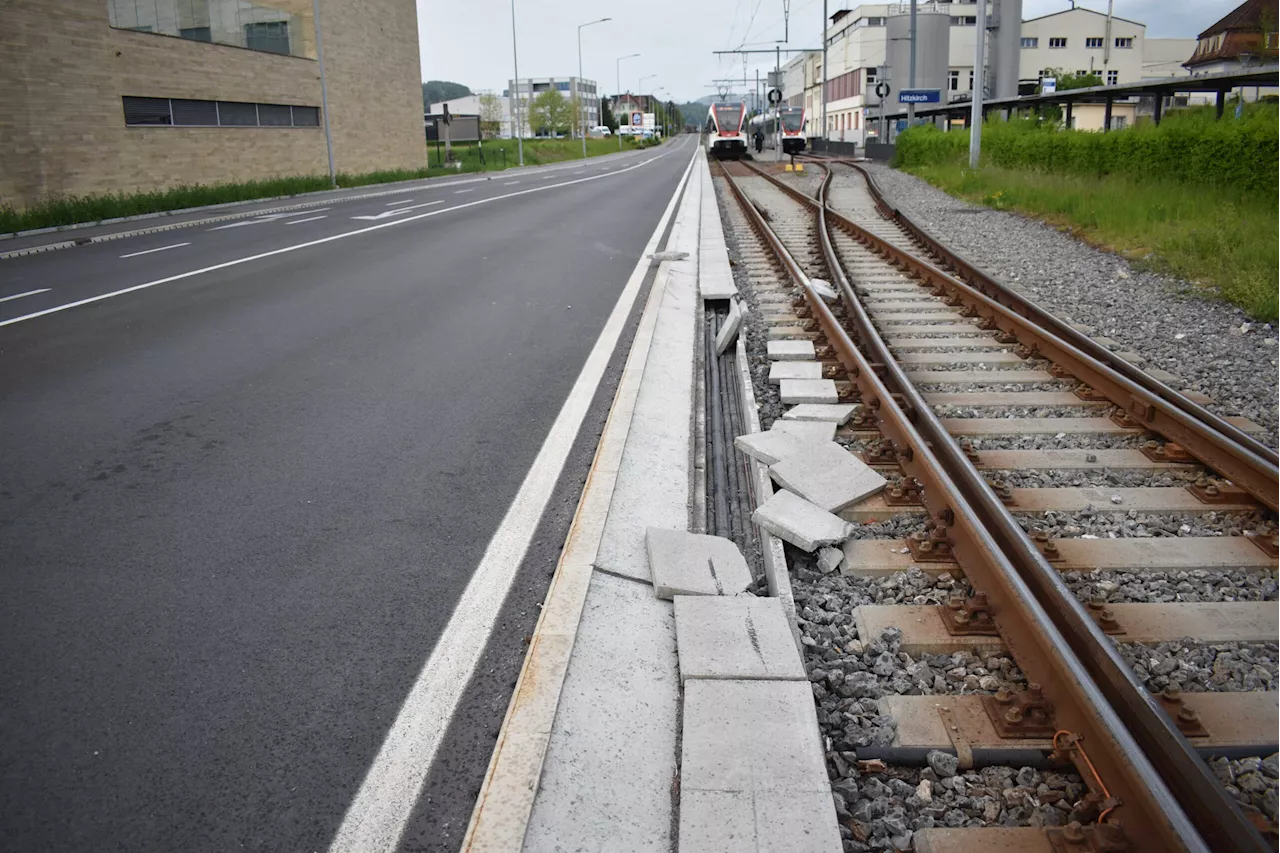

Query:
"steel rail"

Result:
[[742, 157, 1269, 845], [721, 160, 1268, 852], [821, 157, 1279, 476]]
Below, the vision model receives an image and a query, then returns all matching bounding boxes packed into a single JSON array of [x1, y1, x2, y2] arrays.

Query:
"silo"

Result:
[[989, 0, 1024, 100], [885, 7, 951, 109]]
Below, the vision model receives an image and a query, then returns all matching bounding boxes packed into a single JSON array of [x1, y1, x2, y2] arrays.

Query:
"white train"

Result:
[[704, 102, 747, 159], [747, 106, 808, 155]]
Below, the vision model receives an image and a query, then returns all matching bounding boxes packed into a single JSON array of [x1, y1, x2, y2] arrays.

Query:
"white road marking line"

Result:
[[541, 175, 556, 180], [454, 189, 474, 194], [326, 144, 698, 853], [0, 150, 676, 330], [286, 215, 328, 225], [119, 242, 190, 258], [0, 288, 51, 304], [503, 181, 520, 185], [386, 199, 417, 206], [207, 213, 291, 231], [573, 170, 584, 174], [350, 201, 443, 221]]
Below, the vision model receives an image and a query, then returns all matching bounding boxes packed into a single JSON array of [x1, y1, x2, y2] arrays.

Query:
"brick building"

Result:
[[0, 0, 425, 212]]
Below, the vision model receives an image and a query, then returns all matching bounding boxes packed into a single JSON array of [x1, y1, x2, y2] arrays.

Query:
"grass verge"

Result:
[[0, 136, 659, 235], [901, 163, 1278, 322]]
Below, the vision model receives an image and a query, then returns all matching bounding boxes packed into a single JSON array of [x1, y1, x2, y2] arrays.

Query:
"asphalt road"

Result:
[[0, 135, 697, 852]]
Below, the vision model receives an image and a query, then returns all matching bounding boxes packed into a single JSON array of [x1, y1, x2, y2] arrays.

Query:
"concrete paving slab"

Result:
[[646, 528, 753, 599], [778, 378, 838, 404], [752, 489, 855, 552], [768, 361, 823, 384], [781, 403, 858, 425], [673, 596, 806, 683], [767, 340, 816, 361], [769, 442, 887, 513], [680, 680, 840, 853], [523, 571, 679, 852], [700, 265, 739, 301], [768, 420, 837, 443], [734, 430, 828, 466], [715, 299, 743, 355]]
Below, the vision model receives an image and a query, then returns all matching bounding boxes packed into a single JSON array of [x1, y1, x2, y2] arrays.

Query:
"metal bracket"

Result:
[[882, 477, 924, 506], [1138, 440, 1195, 464], [1155, 686, 1209, 738], [905, 525, 955, 562], [959, 438, 983, 467], [1030, 529, 1064, 562], [1186, 478, 1247, 504], [1074, 385, 1109, 403], [1049, 363, 1074, 379], [942, 593, 1000, 636], [1246, 532, 1279, 558], [936, 704, 974, 771], [982, 684, 1057, 738], [1046, 822, 1132, 852], [987, 478, 1015, 505], [1086, 597, 1124, 635], [1109, 408, 1143, 429]]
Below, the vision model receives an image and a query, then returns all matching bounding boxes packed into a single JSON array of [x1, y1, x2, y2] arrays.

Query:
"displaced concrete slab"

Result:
[[778, 378, 838, 404], [646, 528, 753, 599], [781, 403, 858, 425], [768, 361, 823, 384], [767, 340, 816, 361], [680, 680, 840, 853], [715, 299, 743, 355], [524, 571, 679, 852], [769, 442, 887, 513], [734, 430, 826, 466], [673, 596, 806, 683], [768, 420, 836, 443], [700, 265, 739, 301], [752, 489, 855, 552]]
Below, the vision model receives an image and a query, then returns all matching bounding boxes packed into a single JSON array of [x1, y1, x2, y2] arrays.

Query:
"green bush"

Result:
[[895, 102, 1279, 194]]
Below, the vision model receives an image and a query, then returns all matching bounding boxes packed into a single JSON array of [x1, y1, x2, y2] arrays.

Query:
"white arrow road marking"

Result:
[[350, 200, 443, 220], [207, 212, 296, 231]]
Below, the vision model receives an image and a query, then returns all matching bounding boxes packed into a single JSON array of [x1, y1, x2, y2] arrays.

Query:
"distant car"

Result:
[[590, 125, 612, 137]]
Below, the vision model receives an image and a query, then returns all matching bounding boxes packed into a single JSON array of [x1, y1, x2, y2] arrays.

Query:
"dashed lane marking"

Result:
[[119, 242, 190, 258], [0, 288, 51, 303]]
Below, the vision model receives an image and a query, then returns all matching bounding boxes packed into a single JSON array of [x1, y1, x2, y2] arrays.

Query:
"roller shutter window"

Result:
[[258, 103, 293, 126], [291, 106, 321, 127], [217, 101, 258, 126], [171, 99, 218, 126], [122, 96, 172, 125]]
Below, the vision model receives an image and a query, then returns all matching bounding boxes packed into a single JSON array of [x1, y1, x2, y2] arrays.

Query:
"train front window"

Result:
[[714, 105, 743, 132], [781, 110, 804, 132]]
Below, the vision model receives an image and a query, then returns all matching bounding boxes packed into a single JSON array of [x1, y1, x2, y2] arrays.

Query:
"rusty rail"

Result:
[[721, 160, 1269, 852]]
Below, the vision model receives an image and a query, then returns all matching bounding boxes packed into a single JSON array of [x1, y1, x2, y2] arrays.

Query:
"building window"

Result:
[[1111, 115, 1128, 130], [555, 82, 570, 91], [968, 69, 974, 89], [865, 67, 877, 85], [107, 0, 313, 59], [122, 96, 320, 128], [1107, 70, 1119, 85], [1049, 37, 1067, 48], [1114, 37, 1133, 48], [948, 69, 959, 91], [1086, 37, 1104, 48], [1020, 37, 1038, 48], [1076, 70, 1088, 77], [950, 16, 975, 25]]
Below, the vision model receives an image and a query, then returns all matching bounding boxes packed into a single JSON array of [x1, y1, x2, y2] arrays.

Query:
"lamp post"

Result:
[[638, 73, 656, 138], [616, 53, 640, 149], [509, 0, 524, 165], [578, 17, 611, 158], [655, 87, 668, 137]]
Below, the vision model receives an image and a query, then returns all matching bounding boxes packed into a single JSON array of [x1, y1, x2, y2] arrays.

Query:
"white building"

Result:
[[503, 76, 599, 138], [426, 95, 481, 116]]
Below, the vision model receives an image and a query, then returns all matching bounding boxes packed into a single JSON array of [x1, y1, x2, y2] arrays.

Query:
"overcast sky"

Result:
[[415, 0, 1232, 102]]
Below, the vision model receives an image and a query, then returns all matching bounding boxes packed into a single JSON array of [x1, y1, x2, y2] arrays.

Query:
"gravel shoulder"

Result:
[[854, 163, 1279, 446]]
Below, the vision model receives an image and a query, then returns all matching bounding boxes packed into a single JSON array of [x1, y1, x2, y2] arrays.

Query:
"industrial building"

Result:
[[503, 77, 599, 138], [0, 0, 425, 213]]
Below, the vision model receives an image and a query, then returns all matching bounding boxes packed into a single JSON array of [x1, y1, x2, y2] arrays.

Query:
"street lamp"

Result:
[[638, 74, 656, 137], [654, 87, 669, 137], [616, 52, 640, 149], [509, 0, 524, 166], [578, 18, 611, 158]]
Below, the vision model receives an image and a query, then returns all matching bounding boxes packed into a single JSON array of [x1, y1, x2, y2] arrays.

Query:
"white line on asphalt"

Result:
[[541, 175, 556, 180], [0, 288, 51, 303], [350, 200, 444, 221], [503, 181, 520, 185], [119, 242, 190, 258], [325, 139, 699, 853], [454, 189, 474, 194], [573, 170, 584, 174], [0, 143, 686, 329], [385, 198, 416, 206], [286, 215, 328, 225]]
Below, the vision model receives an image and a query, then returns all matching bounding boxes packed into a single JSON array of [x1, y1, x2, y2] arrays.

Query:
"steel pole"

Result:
[[579, 27, 586, 157], [969, 0, 987, 167], [617, 59, 622, 150], [312, 0, 335, 185], [510, 0, 523, 166], [908, 0, 917, 125], [822, 0, 828, 147], [775, 45, 781, 162]]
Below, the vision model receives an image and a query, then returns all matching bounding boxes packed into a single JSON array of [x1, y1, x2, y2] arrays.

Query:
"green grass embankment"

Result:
[[893, 105, 1278, 320]]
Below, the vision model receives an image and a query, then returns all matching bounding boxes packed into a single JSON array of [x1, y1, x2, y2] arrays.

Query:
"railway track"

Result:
[[710, 156, 1278, 852]]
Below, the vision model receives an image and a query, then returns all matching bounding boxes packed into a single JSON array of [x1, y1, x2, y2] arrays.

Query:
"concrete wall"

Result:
[[0, 0, 423, 211]]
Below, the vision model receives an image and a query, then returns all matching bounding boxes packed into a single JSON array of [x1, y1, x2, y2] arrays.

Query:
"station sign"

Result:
[[631, 111, 643, 126], [898, 88, 942, 104], [1041, 77, 1058, 94]]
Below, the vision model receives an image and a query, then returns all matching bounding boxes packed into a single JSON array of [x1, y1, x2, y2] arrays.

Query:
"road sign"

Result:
[[631, 111, 643, 126], [874, 81, 890, 99], [767, 71, 782, 88], [767, 88, 783, 105], [898, 88, 942, 104], [1041, 77, 1057, 95]]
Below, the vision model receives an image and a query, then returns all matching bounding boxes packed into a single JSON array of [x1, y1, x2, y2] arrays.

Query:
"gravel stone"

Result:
[[926, 750, 959, 779], [1119, 640, 1279, 692], [1062, 568, 1278, 604]]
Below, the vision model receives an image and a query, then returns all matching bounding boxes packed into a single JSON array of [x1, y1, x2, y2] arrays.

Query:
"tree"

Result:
[[477, 92, 504, 138], [527, 90, 574, 136], [422, 80, 471, 111], [600, 97, 618, 132], [1036, 68, 1103, 125]]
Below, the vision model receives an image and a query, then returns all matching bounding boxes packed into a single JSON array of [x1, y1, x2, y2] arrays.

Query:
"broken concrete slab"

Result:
[[715, 299, 744, 355], [768, 420, 836, 443], [646, 527, 753, 599], [766, 340, 816, 361], [769, 442, 887, 513], [808, 278, 839, 303], [778, 378, 838, 404], [816, 546, 844, 574], [781, 403, 858, 425], [673, 596, 805, 683], [752, 489, 855, 552], [680, 680, 840, 853], [768, 361, 823, 384], [733, 429, 827, 467]]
